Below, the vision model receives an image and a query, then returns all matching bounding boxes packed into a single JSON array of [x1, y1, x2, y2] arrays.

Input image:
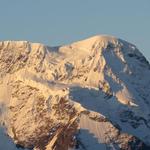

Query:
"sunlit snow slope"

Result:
[[0, 35, 150, 150]]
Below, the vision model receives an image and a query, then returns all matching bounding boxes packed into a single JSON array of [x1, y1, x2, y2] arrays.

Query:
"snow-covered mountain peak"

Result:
[[70, 35, 118, 50], [0, 35, 150, 150]]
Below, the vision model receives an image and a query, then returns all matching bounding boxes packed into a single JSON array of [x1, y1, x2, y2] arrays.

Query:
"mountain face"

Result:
[[0, 35, 150, 150]]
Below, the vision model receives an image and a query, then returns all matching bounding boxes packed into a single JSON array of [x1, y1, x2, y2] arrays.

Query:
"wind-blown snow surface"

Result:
[[0, 35, 150, 150]]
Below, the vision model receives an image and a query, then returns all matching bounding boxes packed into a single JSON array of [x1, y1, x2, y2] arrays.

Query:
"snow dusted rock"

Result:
[[0, 35, 150, 150]]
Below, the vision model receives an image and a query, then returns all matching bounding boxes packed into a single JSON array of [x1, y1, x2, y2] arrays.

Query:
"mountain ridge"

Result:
[[0, 35, 150, 150]]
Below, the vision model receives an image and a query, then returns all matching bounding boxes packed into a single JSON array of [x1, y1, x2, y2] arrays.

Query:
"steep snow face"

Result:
[[0, 35, 150, 150]]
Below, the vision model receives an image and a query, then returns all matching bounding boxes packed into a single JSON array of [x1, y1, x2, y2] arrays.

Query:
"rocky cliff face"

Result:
[[0, 35, 150, 150]]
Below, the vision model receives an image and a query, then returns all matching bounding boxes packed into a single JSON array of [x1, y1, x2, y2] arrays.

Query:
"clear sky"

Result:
[[0, 0, 150, 60]]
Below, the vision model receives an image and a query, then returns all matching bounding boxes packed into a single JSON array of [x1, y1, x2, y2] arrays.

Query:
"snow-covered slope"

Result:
[[0, 35, 150, 150], [0, 127, 29, 150]]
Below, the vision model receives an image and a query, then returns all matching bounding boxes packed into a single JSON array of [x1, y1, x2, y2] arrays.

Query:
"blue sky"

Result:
[[0, 0, 150, 60]]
